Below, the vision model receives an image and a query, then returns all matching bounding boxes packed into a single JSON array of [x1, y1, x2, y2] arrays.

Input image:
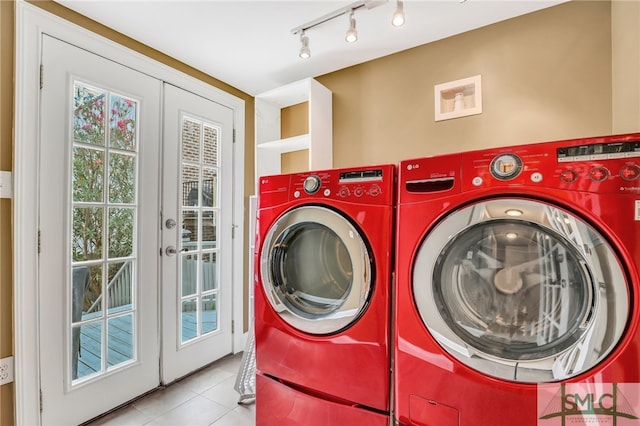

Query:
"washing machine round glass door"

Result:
[[261, 205, 372, 335], [413, 198, 629, 382]]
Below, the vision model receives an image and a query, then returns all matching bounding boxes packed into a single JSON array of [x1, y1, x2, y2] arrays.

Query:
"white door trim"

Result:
[[14, 3, 246, 425]]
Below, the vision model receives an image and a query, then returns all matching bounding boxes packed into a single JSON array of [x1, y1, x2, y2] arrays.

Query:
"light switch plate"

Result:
[[0, 171, 12, 199]]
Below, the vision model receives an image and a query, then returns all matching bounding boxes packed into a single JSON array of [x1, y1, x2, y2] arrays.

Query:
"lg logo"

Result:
[[406, 164, 420, 171]]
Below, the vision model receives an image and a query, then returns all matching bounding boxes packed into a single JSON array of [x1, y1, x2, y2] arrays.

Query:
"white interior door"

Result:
[[161, 84, 234, 383], [38, 35, 161, 425]]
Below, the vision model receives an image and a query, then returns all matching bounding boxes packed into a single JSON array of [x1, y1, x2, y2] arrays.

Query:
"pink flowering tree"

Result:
[[72, 85, 137, 308]]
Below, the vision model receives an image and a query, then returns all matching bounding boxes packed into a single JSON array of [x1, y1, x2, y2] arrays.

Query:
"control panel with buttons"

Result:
[[260, 165, 396, 207], [452, 136, 640, 195], [398, 134, 640, 204], [553, 140, 640, 193], [294, 169, 388, 201]]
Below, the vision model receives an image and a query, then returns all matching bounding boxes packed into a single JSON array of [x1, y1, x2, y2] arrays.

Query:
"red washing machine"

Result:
[[395, 133, 640, 426], [255, 164, 395, 425]]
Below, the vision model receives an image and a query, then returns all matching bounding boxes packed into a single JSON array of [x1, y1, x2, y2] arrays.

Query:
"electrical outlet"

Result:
[[0, 356, 14, 385], [0, 171, 13, 199]]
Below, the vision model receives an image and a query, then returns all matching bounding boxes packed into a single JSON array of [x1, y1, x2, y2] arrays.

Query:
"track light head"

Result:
[[392, 0, 405, 27], [299, 31, 310, 59], [345, 10, 358, 43]]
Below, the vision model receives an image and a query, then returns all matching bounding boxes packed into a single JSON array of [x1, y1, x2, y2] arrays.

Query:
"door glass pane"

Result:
[[203, 211, 216, 249], [201, 294, 217, 334], [73, 147, 104, 202], [202, 252, 217, 291], [182, 118, 200, 163], [203, 168, 216, 207], [107, 261, 133, 314], [108, 152, 136, 203], [75, 322, 102, 380], [182, 253, 198, 297], [183, 164, 200, 206], [178, 115, 221, 344], [181, 209, 199, 252], [70, 81, 139, 384], [107, 314, 134, 368], [182, 298, 198, 342], [203, 124, 217, 166], [72, 207, 103, 261], [77, 265, 103, 319], [73, 85, 106, 146], [109, 94, 137, 150], [108, 208, 134, 258]]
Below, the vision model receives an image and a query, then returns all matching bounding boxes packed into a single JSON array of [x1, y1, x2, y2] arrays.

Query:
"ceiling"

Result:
[[56, 0, 567, 96]]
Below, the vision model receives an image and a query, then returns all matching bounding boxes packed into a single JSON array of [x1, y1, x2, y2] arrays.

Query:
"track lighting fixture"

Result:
[[291, 0, 406, 58], [299, 31, 310, 59], [391, 0, 405, 27], [345, 10, 358, 43]]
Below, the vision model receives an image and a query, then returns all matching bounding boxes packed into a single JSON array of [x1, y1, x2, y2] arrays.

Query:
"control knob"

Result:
[[303, 175, 321, 194], [620, 164, 640, 181], [338, 186, 350, 198], [560, 169, 578, 184], [589, 167, 608, 182], [490, 153, 523, 181]]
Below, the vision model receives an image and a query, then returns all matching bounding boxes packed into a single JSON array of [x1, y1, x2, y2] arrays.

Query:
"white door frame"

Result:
[[14, 3, 246, 425]]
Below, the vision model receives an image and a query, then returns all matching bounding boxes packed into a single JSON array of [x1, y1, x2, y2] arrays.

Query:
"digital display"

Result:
[[339, 169, 383, 182], [557, 141, 640, 161]]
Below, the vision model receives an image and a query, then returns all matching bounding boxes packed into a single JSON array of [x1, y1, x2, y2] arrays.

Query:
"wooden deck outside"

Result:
[[76, 308, 218, 380]]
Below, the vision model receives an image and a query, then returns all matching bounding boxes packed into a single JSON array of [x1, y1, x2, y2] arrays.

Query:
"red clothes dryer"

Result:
[[395, 133, 640, 425], [255, 164, 395, 425]]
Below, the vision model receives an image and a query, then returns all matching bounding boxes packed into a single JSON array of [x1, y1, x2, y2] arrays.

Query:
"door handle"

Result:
[[165, 246, 188, 256]]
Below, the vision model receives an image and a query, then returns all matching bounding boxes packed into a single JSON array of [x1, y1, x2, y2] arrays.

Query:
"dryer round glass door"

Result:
[[413, 198, 629, 382], [261, 206, 372, 334]]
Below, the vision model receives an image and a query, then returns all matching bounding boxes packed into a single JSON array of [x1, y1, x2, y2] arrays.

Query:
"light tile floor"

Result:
[[86, 352, 255, 426]]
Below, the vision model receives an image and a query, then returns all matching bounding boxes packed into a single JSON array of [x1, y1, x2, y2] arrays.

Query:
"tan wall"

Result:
[[317, 1, 616, 168], [0, 0, 15, 423], [612, 0, 640, 133], [280, 102, 310, 174]]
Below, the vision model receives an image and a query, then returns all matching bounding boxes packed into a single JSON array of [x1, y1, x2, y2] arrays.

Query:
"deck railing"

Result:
[[86, 260, 133, 314], [181, 257, 217, 312], [85, 256, 217, 315]]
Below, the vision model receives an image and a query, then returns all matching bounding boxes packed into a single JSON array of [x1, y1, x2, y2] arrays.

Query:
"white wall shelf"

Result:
[[255, 78, 332, 182], [258, 134, 310, 152]]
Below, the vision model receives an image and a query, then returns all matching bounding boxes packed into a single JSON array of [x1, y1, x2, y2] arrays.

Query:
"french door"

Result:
[[161, 84, 233, 382], [39, 35, 161, 425], [38, 35, 233, 425]]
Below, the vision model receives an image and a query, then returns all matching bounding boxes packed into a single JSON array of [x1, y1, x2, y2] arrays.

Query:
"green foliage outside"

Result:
[[72, 84, 137, 311]]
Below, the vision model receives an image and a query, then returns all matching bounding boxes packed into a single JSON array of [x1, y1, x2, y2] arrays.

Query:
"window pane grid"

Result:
[[70, 81, 139, 383], [179, 115, 220, 344]]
